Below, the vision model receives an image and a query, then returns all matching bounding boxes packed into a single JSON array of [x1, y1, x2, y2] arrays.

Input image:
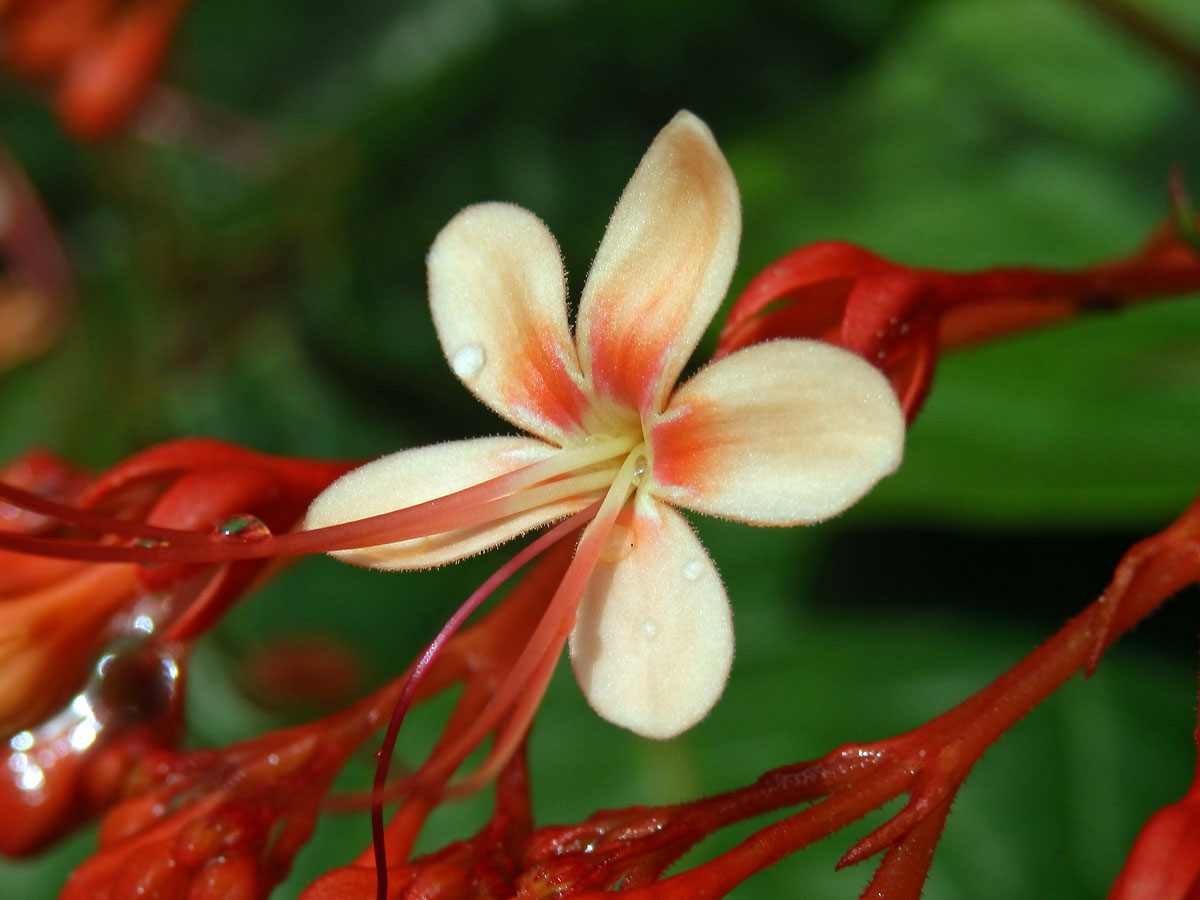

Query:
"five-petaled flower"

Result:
[[305, 111, 905, 739]]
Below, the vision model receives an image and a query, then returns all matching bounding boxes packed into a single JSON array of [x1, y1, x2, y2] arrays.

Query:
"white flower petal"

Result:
[[649, 339, 905, 524], [428, 203, 589, 445], [575, 111, 741, 417], [304, 436, 588, 569], [568, 499, 732, 739]]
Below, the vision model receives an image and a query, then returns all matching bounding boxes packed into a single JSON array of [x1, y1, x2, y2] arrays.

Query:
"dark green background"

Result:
[[2, 0, 1199, 896]]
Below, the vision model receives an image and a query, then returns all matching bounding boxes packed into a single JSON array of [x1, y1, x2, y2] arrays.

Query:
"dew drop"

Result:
[[134, 538, 168, 569], [599, 524, 635, 563], [217, 514, 271, 541], [682, 559, 704, 581], [630, 454, 649, 486], [640, 620, 658, 638], [17, 766, 44, 792], [451, 344, 486, 379], [90, 644, 180, 726]]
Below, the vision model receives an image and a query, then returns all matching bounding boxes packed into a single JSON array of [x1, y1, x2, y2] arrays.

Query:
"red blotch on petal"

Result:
[[647, 400, 719, 497], [503, 325, 590, 438], [586, 304, 672, 415]]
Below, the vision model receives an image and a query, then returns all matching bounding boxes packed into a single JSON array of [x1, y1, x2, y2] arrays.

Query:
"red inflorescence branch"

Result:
[[717, 212, 1200, 421], [494, 493, 1200, 900]]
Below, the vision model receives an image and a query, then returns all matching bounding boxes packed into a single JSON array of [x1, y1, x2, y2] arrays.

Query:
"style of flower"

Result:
[[304, 111, 905, 739]]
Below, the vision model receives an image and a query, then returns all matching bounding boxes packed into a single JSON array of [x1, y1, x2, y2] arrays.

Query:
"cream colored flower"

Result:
[[305, 111, 904, 739]]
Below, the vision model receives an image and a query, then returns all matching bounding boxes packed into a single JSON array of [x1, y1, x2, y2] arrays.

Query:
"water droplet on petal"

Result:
[[640, 620, 658, 638], [682, 559, 704, 581], [630, 454, 649, 486], [216, 514, 271, 541], [599, 524, 636, 563], [451, 344, 485, 379]]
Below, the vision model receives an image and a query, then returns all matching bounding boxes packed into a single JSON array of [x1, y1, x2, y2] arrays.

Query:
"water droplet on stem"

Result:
[[134, 538, 168, 569], [599, 524, 636, 563], [216, 514, 271, 541]]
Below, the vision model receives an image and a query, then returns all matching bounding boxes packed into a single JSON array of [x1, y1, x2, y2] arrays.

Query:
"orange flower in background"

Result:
[[1, 0, 189, 139], [0, 144, 75, 370]]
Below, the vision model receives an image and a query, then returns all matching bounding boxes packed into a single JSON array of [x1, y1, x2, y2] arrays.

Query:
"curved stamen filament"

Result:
[[368, 509, 596, 899], [446, 632, 560, 796]]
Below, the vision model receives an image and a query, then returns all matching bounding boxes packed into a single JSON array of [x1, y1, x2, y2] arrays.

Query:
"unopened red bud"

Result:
[[55, 3, 177, 140], [405, 860, 471, 899], [0, 735, 81, 856], [99, 790, 171, 846], [186, 853, 259, 900], [1, 0, 113, 80], [174, 816, 229, 871], [1110, 790, 1200, 900], [109, 843, 189, 900]]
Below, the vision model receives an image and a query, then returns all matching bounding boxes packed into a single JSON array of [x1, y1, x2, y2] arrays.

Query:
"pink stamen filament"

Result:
[[446, 630, 562, 796], [415, 447, 646, 789], [0, 436, 637, 566], [369, 510, 597, 900], [0, 481, 214, 543]]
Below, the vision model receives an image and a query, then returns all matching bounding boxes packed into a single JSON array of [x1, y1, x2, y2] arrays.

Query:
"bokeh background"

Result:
[[3, 0, 1200, 896]]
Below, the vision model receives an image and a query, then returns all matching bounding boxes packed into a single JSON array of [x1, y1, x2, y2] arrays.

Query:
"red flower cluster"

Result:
[[717, 218, 1200, 421], [1, 0, 189, 138], [0, 439, 350, 857]]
